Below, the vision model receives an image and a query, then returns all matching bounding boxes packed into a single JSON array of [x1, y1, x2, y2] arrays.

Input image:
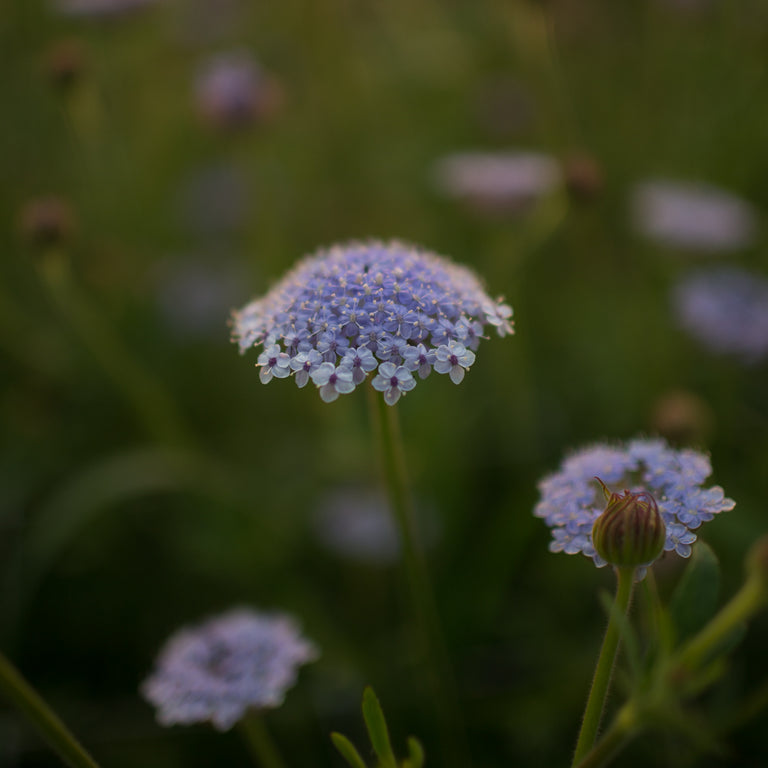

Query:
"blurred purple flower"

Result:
[[52, 0, 156, 16], [313, 487, 439, 564], [534, 438, 735, 568], [432, 151, 561, 214], [673, 267, 768, 362], [195, 51, 282, 130], [142, 608, 318, 731], [631, 179, 757, 253], [231, 240, 513, 404]]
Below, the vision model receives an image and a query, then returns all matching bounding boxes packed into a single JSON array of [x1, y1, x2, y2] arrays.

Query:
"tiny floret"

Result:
[[231, 240, 513, 404], [534, 438, 735, 569], [141, 608, 318, 731]]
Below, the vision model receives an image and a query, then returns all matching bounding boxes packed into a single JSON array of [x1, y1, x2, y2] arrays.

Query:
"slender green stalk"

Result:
[[574, 701, 640, 768], [0, 650, 100, 768], [674, 575, 765, 672], [571, 566, 636, 766], [238, 712, 286, 768], [368, 389, 468, 768]]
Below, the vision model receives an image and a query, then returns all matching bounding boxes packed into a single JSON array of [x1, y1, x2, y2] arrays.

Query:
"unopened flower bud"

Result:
[[591, 478, 666, 568]]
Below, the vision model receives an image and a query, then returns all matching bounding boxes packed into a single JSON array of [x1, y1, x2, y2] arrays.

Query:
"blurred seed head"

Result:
[[195, 51, 283, 131], [650, 390, 713, 447], [562, 151, 603, 202], [672, 267, 768, 363], [44, 39, 85, 90], [432, 150, 562, 215], [631, 179, 757, 253], [19, 196, 77, 248]]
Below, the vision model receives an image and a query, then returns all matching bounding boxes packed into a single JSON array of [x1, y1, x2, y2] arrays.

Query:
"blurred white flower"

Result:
[[631, 179, 757, 253], [432, 151, 561, 214], [52, 0, 157, 17], [313, 487, 439, 565]]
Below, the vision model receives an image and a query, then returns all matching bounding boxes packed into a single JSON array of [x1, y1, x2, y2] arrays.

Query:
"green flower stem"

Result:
[[674, 573, 766, 673], [574, 701, 640, 768], [36, 249, 193, 448], [571, 566, 636, 767], [369, 389, 468, 768], [0, 650, 100, 768], [238, 712, 286, 768]]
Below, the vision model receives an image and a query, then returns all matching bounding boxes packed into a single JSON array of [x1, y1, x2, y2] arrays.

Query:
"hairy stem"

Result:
[[572, 566, 636, 766]]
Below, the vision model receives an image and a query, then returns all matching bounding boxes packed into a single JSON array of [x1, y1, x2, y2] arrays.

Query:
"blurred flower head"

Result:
[[153, 255, 247, 340], [631, 179, 757, 253], [142, 608, 318, 731], [231, 240, 513, 404], [313, 486, 439, 565], [534, 438, 735, 569], [195, 51, 282, 130], [673, 267, 768, 363], [432, 150, 561, 214], [52, 0, 158, 17]]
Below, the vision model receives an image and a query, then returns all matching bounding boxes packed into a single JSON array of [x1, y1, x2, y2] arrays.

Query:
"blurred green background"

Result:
[[2, 1, 768, 766]]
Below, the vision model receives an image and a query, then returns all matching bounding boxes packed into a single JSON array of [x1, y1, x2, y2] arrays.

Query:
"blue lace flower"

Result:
[[310, 362, 356, 403], [141, 608, 318, 731], [534, 438, 735, 568], [371, 363, 417, 405], [434, 341, 476, 384], [232, 240, 513, 404]]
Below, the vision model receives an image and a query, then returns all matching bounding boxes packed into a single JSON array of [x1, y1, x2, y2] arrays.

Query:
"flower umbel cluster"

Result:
[[232, 240, 513, 404], [534, 438, 735, 568], [141, 608, 318, 731]]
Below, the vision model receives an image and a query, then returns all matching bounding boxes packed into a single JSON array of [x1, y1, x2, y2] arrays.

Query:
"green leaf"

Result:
[[670, 542, 721, 644], [330, 732, 368, 768], [362, 687, 397, 768], [402, 737, 425, 768]]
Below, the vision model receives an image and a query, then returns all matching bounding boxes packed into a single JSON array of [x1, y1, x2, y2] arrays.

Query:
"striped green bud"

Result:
[[592, 477, 666, 568]]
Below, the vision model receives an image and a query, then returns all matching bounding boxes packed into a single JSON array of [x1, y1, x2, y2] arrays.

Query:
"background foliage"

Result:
[[2, 1, 768, 766]]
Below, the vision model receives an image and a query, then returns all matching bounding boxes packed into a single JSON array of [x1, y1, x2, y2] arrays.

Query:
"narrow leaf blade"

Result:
[[362, 687, 397, 768], [331, 732, 368, 768]]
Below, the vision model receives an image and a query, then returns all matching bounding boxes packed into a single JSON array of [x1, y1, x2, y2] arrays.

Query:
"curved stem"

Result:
[[368, 389, 468, 768], [571, 566, 636, 766], [0, 650, 100, 768], [574, 701, 640, 768], [674, 575, 766, 673], [238, 712, 286, 768]]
